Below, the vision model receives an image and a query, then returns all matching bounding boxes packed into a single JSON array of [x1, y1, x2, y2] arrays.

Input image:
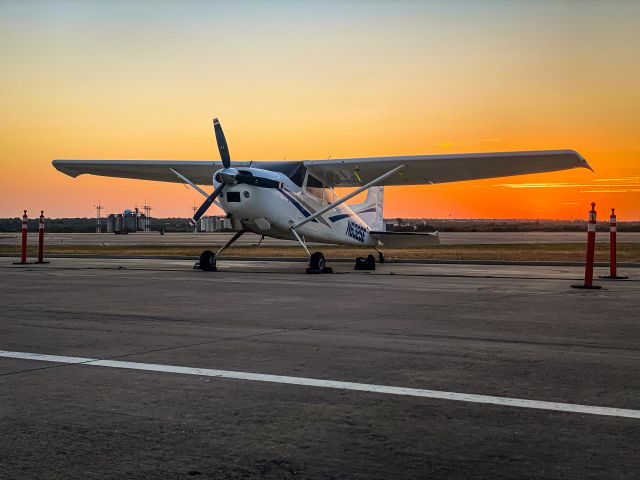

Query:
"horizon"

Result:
[[1, 1, 639, 219], [2, 215, 637, 223]]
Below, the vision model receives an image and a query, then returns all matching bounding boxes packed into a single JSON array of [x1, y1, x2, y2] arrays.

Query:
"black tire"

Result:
[[309, 251, 326, 271], [378, 251, 385, 264], [199, 250, 217, 271]]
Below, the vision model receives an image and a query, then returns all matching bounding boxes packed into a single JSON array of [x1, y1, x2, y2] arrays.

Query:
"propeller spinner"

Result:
[[190, 118, 236, 225]]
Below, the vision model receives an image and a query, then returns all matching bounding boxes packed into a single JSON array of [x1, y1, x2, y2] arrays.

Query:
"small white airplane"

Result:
[[53, 118, 591, 272]]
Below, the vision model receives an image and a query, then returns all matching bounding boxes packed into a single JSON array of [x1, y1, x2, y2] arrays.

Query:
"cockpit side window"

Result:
[[304, 174, 339, 204]]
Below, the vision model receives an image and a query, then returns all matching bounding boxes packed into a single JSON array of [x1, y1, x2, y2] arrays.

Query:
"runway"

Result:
[[2, 230, 640, 247], [1, 257, 639, 478]]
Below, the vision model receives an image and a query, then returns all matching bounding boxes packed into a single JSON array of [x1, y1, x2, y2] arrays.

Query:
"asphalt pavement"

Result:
[[1, 257, 639, 479]]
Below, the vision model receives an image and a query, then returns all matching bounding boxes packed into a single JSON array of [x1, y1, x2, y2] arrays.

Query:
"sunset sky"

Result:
[[1, 1, 639, 220]]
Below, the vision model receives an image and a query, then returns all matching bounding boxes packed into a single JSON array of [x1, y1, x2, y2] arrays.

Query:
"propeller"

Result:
[[190, 118, 236, 225], [213, 118, 230, 169]]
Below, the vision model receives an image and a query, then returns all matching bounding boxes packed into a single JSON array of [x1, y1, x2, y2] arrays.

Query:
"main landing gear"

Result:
[[306, 251, 333, 274], [289, 227, 332, 274], [309, 252, 325, 270]]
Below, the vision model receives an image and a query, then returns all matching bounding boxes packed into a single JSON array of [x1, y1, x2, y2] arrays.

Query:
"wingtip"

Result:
[[51, 159, 81, 178], [581, 156, 595, 173], [571, 150, 594, 173]]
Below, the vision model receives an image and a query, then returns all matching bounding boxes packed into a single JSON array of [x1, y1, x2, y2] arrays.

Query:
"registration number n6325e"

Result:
[[346, 219, 366, 243]]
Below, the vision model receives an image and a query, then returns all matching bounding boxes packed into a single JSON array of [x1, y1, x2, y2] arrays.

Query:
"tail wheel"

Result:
[[309, 252, 326, 271], [199, 250, 217, 271]]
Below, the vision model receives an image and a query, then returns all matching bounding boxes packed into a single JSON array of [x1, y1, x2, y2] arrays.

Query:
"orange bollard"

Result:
[[35, 210, 49, 264], [14, 210, 32, 265], [572, 202, 602, 289], [599, 208, 627, 280]]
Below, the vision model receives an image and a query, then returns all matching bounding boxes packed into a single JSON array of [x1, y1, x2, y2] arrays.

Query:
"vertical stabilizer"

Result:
[[351, 186, 384, 231]]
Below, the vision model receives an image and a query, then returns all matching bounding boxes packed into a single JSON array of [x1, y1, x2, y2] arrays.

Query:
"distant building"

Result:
[[383, 220, 397, 231], [106, 214, 115, 233], [201, 216, 232, 232], [106, 209, 148, 233]]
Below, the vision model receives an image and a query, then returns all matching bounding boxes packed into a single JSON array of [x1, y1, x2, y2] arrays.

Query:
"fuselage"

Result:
[[214, 167, 377, 247]]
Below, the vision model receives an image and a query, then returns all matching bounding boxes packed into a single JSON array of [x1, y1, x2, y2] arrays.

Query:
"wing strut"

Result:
[[169, 168, 210, 198], [292, 164, 405, 229], [169, 167, 224, 211]]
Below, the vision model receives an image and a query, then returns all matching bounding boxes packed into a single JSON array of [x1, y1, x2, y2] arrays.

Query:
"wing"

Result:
[[303, 150, 592, 188], [53, 150, 591, 188], [52, 160, 252, 185]]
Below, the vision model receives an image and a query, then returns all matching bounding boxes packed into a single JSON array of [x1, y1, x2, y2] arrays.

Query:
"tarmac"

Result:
[[1, 256, 639, 479]]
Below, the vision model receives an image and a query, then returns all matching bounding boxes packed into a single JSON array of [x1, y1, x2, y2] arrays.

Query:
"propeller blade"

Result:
[[213, 118, 231, 169], [190, 183, 225, 225]]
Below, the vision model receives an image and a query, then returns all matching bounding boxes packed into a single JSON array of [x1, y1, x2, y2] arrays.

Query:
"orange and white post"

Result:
[[35, 210, 49, 264], [572, 202, 602, 290], [599, 208, 627, 280], [14, 210, 30, 265]]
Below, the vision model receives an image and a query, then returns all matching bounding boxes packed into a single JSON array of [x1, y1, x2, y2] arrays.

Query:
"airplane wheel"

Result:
[[309, 251, 326, 271], [378, 251, 385, 264], [199, 250, 217, 271]]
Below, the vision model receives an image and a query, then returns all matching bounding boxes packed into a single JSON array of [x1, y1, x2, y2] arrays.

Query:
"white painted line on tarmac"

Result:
[[2, 349, 639, 419]]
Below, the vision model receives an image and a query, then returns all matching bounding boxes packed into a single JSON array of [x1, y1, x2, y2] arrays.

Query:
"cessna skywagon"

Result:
[[53, 118, 591, 272]]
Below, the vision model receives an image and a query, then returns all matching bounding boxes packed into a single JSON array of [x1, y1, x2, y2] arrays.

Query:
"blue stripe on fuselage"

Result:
[[328, 212, 355, 222], [328, 206, 377, 223]]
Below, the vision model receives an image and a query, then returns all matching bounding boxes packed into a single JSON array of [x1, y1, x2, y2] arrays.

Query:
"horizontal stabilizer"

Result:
[[370, 231, 440, 248]]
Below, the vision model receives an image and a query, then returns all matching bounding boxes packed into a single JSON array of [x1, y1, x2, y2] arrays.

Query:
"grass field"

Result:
[[2, 243, 640, 263]]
